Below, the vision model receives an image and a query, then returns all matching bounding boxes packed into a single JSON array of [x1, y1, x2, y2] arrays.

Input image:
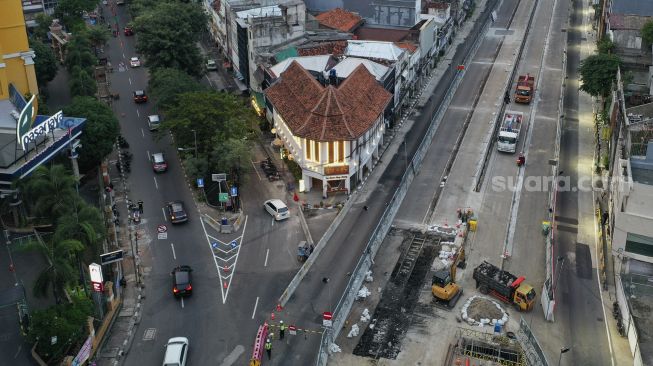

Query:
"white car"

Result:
[[206, 59, 217, 71], [264, 199, 289, 221], [130, 56, 141, 67], [163, 337, 188, 366], [147, 114, 161, 131]]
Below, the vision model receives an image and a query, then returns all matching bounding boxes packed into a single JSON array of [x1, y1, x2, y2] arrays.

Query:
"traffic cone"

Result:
[[276, 303, 283, 312], [223, 281, 228, 289], [271, 312, 275, 320]]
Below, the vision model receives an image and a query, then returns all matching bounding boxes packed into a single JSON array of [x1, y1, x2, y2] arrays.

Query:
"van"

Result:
[[263, 199, 289, 220]]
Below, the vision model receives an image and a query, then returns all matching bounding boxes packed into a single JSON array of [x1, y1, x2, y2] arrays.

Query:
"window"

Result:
[[625, 233, 653, 257], [338, 141, 345, 162], [306, 140, 312, 160], [328, 142, 335, 163], [314, 141, 320, 162]]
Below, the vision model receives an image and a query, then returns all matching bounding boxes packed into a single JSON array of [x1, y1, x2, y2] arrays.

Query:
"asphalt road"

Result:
[[101, 2, 309, 366]]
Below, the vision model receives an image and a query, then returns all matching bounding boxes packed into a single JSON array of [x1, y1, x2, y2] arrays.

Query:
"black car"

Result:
[[171, 265, 193, 297], [167, 201, 188, 224]]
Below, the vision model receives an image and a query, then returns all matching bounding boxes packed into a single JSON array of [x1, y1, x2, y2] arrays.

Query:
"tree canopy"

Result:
[[578, 53, 621, 98], [149, 68, 206, 109], [161, 91, 256, 174], [30, 38, 59, 87], [133, 2, 207, 76], [63, 97, 120, 170], [54, 0, 97, 32], [642, 20, 653, 47]]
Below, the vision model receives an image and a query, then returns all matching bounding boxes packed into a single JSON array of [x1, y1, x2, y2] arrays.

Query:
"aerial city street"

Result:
[[0, 0, 651, 365]]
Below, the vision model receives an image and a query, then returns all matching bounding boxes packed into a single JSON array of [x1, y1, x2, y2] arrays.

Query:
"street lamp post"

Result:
[[558, 347, 570, 366], [192, 129, 198, 159]]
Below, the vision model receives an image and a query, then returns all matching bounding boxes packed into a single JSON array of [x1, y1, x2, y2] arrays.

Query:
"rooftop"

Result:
[[610, 0, 653, 16], [330, 57, 389, 81], [236, 5, 281, 19], [264, 61, 392, 141], [355, 26, 411, 42], [344, 40, 405, 61], [608, 14, 652, 30], [268, 55, 335, 78], [297, 40, 348, 56], [620, 262, 653, 366], [315, 8, 363, 33]]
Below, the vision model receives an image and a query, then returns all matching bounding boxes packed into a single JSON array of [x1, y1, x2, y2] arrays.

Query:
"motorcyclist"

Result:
[[517, 152, 525, 166]]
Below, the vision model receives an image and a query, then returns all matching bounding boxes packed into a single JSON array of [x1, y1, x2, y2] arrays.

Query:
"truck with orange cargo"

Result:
[[514, 74, 535, 104]]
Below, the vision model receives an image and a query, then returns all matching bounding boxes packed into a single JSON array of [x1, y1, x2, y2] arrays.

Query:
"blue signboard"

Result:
[[230, 186, 238, 197], [197, 178, 204, 188], [212, 242, 218, 249], [230, 240, 238, 248]]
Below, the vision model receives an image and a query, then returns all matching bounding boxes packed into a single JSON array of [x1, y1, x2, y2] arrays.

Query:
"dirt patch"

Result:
[[352, 233, 441, 359], [466, 297, 504, 321]]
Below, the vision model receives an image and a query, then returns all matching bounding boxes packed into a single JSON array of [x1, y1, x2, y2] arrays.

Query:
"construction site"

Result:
[[328, 217, 543, 366]]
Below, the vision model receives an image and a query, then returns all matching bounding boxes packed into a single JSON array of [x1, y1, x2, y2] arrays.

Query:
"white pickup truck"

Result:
[[497, 111, 524, 153]]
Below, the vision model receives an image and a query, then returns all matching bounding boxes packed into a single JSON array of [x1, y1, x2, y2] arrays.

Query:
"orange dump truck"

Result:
[[514, 74, 535, 104]]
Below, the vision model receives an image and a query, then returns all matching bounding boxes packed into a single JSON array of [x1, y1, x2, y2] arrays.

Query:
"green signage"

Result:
[[219, 193, 229, 202]]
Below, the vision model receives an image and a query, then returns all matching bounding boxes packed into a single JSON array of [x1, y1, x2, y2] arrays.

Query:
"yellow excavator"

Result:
[[432, 247, 465, 309]]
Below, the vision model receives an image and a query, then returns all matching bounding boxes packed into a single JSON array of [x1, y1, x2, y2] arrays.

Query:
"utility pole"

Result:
[[192, 129, 198, 159]]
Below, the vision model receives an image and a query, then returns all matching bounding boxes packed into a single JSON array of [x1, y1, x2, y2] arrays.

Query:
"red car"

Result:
[[124, 26, 134, 36], [133, 90, 148, 103], [151, 153, 168, 172]]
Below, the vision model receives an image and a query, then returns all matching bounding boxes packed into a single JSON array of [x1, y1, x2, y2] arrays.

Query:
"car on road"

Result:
[[124, 26, 134, 36], [133, 90, 148, 103], [166, 201, 188, 224], [264, 199, 289, 220], [151, 153, 168, 172], [147, 114, 160, 131], [163, 337, 189, 365], [171, 266, 193, 297], [130, 56, 141, 67], [206, 59, 217, 71]]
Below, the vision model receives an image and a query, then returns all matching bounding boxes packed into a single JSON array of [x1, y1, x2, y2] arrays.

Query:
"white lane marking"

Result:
[[153, 176, 159, 190], [128, 77, 132, 85], [205, 74, 214, 88], [13, 345, 21, 359], [136, 109, 140, 117], [252, 297, 259, 319], [271, 218, 274, 227], [147, 150, 150, 159], [171, 243, 176, 259], [221, 345, 245, 366], [264, 249, 270, 267], [181, 297, 185, 309], [250, 159, 262, 181], [141, 128, 145, 138], [162, 207, 167, 221]]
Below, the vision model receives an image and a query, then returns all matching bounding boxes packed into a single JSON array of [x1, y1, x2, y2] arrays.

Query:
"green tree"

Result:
[[149, 68, 205, 109], [32, 13, 54, 41], [578, 53, 621, 98], [209, 138, 252, 176], [64, 47, 96, 74], [54, 0, 97, 32], [63, 97, 120, 171], [128, 0, 159, 19], [28, 296, 93, 362], [642, 20, 653, 47], [84, 26, 110, 49], [54, 195, 105, 256], [133, 2, 207, 76], [596, 38, 615, 54], [69, 67, 97, 97], [19, 232, 84, 301], [30, 39, 59, 87], [22, 165, 77, 220]]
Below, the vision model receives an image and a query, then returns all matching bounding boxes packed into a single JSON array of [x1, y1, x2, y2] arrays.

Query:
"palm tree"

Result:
[[54, 195, 105, 255], [21, 231, 84, 302], [22, 165, 76, 222]]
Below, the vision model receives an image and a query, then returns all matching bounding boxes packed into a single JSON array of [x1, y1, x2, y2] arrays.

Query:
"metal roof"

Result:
[[611, 0, 653, 16], [269, 55, 332, 78], [330, 57, 389, 81], [236, 5, 281, 19], [344, 40, 405, 61]]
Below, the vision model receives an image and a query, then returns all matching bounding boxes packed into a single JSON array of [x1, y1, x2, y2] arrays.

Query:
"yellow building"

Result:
[[0, 0, 39, 100]]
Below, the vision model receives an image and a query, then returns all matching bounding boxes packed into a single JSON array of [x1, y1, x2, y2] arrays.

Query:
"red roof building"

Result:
[[315, 8, 364, 33], [264, 61, 391, 196]]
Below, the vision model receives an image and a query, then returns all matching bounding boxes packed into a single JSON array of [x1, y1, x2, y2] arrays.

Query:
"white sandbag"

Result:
[[347, 324, 360, 338], [329, 343, 342, 353]]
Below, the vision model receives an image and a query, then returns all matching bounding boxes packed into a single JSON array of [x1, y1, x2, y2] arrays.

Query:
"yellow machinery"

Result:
[[432, 247, 466, 308]]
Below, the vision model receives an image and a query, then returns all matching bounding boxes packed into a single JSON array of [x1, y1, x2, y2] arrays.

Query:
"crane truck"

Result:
[[496, 111, 523, 153], [472, 261, 536, 311], [514, 74, 535, 104]]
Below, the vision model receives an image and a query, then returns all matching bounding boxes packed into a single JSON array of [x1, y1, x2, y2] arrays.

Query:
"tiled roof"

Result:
[[297, 41, 348, 56], [264, 61, 392, 141], [315, 8, 363, 33], [609, 13, 651, 30], [395, 41, 417, 53]]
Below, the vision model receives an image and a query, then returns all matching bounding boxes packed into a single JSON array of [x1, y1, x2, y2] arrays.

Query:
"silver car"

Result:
[[264, 199, 289, 220], [162, 337, 188, 366], [148, 115, 161, 131]]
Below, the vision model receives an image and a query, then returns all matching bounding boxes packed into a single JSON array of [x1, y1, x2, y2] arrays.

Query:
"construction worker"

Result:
[[279, 321, 286, 340], [265, 338, 272, 359]]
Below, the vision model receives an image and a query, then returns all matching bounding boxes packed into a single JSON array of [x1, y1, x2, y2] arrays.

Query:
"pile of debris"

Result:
[[461, 296, 508, 327]]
